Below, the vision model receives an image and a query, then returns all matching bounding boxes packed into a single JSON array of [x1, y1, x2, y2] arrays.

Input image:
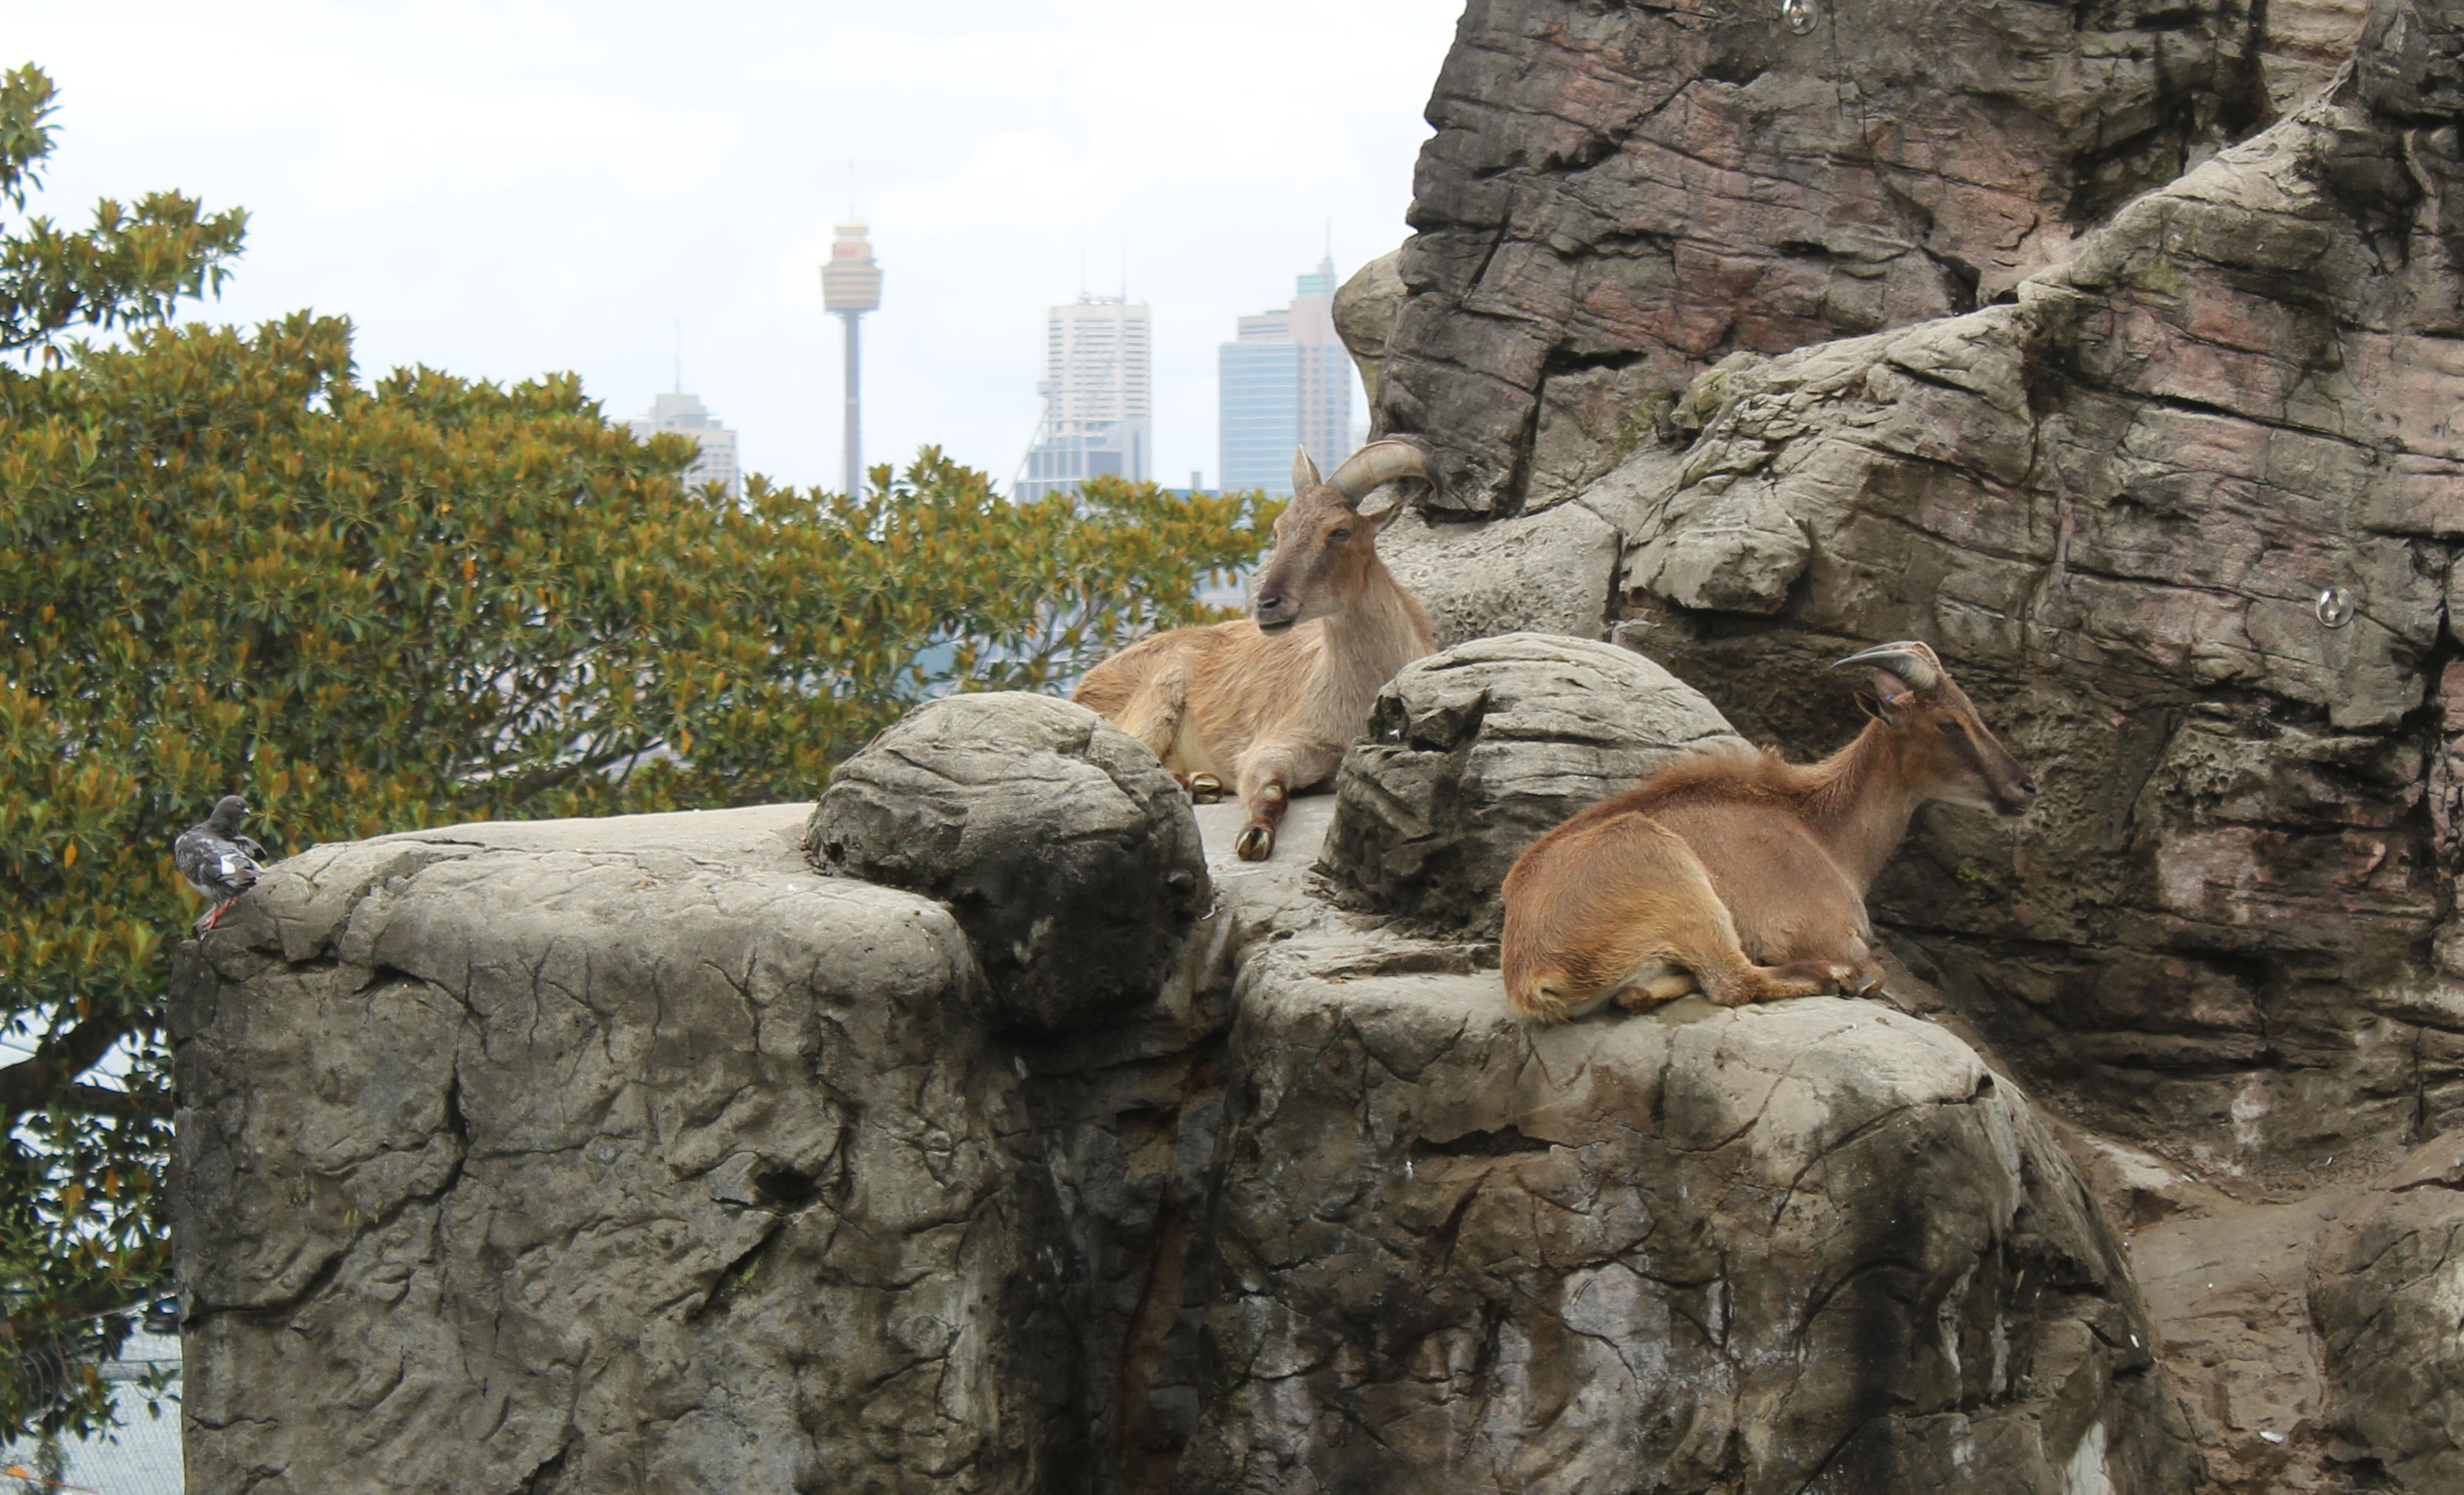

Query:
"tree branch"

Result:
[[64, 1083, 170, 1122], [0, 1017, 132, 1129], [492, 742, 647, 803]]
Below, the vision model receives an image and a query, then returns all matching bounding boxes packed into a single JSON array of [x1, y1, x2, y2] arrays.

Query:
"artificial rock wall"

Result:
[[1331, 0, 2464, 1485], [1360, 0, 2464, 1175], [174, 686, 2199, 1494]]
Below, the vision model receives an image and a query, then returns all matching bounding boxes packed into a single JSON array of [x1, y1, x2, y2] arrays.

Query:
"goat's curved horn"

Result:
[[1832, 641, 1943, 692], [1328, 440, 1432, 501]]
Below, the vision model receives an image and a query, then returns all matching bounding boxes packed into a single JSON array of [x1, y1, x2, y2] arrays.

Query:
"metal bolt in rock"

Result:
[[2316, 586, 2356, 628], [1782, 0, 1819, 33]]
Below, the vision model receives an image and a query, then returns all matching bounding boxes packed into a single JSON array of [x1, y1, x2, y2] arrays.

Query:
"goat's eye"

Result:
[[1328, 526, 1353, 543], [1938, 719, 1966, 738]]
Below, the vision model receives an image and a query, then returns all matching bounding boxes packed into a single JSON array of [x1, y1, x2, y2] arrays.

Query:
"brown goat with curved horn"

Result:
[[1073, 440, 1435, 860], [1500, 641, 2037, 1020]]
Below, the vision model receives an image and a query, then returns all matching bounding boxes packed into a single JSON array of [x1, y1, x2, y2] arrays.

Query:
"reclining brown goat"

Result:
[[1073, 441, 1434, 860], [1501, 642, 2035, 1020]]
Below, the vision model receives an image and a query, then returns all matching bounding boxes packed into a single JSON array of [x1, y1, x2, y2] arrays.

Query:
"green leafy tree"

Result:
[[0, 64, 1276, 1443], [0, 65, 244, 356]]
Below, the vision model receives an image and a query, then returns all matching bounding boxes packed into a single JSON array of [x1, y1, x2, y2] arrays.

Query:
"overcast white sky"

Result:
[[3, 1, 1462, 492]]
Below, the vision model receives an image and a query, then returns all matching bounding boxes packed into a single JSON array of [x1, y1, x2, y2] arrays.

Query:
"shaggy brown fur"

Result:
[[1073, 444, 1434, 860], [1501, 643, 2036, 1020]]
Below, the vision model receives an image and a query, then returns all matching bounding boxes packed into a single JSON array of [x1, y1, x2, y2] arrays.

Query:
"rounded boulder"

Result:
[[1320, 631, 1740, 932], [807, 692, 1208, 1031]]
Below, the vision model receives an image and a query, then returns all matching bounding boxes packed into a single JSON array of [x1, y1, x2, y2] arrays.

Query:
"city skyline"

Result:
[[656, 253, 1382, 501], [7, 1, 1459, 495]]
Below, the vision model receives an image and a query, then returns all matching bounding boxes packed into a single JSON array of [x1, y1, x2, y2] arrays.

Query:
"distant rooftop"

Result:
[[628, 390, 741, 498], [641, 390, 722, 430]]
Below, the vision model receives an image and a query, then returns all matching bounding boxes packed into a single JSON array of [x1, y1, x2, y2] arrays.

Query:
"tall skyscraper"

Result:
[[1219, 257, 1354, 495], [628, 390, 741, 498], [1017, 294, 1152, 501], [821, 220, 882, 497]]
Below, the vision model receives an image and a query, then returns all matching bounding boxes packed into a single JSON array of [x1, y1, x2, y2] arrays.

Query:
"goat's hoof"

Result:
[[1850, 964, 1887, 997], [1232, 824, 1274, 861], [1185, 773, 1226, 805]]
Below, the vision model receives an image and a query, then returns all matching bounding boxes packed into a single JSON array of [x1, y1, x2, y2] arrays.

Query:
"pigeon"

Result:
[[174, 796, 266, 932]]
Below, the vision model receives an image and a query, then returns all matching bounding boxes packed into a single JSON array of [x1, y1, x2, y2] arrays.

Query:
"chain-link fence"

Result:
[[1, 1332, 180, 1495]]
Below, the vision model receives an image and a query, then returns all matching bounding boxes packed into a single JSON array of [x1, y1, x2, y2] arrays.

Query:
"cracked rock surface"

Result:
[[1178, 843, 2196, 1495], [1592, 61, 2464, 1176], [1321, 0, 2463, 1485], [1357, 0, 2464, 1188], [173, 806, 1080, 1494], [174, 786, 2186, 1493], [1374, 0, 2278, 518], [2312, 1131, 2464, 1488]]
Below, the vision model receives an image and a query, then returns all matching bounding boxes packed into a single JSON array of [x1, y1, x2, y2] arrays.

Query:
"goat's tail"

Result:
[[1504, 969, 1613, 1024]]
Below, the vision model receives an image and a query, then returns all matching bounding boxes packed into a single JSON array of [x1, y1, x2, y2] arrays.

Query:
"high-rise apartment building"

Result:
[[1219, 258, 1354, 495], [1017, 294, 1152, 501], [627, 390, 741, 499]]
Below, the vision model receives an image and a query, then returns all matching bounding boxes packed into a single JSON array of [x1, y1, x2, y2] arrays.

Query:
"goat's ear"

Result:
[[1872, 668, 1918, 711], [1364, 492, 1411, 532], [1292, 447, 1321, 492]]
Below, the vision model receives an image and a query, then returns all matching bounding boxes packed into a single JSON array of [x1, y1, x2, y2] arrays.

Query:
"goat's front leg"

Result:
[[1231, 740, 1340, 861]]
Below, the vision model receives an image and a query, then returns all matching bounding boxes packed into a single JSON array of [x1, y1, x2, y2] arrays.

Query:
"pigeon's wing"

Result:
[[172, 826, 219, 896], [175, 827, 258, 901], [234, 835, 267, 861]]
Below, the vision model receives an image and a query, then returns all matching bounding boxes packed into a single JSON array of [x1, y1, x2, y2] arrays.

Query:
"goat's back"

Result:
[[1070, 618, 1252, 716], [1072, 617, 1334, 768], [1550, 742, 1799, 831]]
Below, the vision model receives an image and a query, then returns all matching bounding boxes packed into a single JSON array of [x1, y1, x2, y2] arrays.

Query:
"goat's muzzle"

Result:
[[1254, 592, 1297, 634]]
